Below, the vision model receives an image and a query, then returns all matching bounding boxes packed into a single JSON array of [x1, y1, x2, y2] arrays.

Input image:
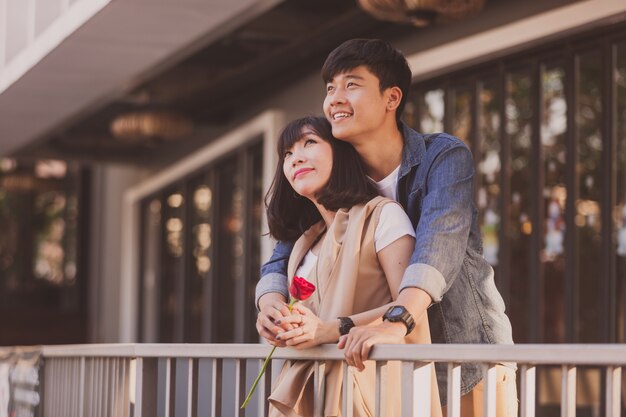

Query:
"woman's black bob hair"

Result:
[[266, 116, 377, 241]]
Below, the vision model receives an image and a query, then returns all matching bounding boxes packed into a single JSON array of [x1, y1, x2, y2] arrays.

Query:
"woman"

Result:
[[264, 116, 440, 417]]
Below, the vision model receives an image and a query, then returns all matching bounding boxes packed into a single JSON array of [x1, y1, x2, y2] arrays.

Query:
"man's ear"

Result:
[[386, 86, 403, 112]]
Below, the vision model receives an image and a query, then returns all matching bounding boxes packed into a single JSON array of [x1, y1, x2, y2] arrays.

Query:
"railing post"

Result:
[[402, 361, 432, 417], [313, 360, 326, 417], [605, 366, 621, 417], [157, 358, 172, 417], [234, 359, 246, 417], [447, 363, 461, 417], [482, 364, 496, 417], [210, 358, 223, 417], [174, 358, 194, 417], [341, 363, 354, 417], [561, 365, 576, 417], [520, 364, 536, 417], [134, 358, 158, 417], [78, 357, 85, 417], [375, 361, 388, 417]]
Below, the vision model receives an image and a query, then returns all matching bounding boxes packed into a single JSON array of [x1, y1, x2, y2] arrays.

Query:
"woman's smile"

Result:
[[293, 167, 314, 180]]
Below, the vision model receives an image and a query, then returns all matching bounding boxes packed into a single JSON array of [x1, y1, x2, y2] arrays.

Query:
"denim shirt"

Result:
[[255, 124, 514, 404]]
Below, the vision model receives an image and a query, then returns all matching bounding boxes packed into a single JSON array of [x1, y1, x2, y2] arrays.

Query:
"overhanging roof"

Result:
[[0, 0, 283, 156]]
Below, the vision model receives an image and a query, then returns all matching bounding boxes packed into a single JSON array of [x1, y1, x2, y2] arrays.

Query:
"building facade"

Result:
[[1, 0, 626, 414]]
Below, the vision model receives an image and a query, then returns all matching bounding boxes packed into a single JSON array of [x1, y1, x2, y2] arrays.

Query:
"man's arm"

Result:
[[401, 142, 474, 300], [255, 240, 294, 306], [255, 240, 294, 345], [340, 142, 475, 366]]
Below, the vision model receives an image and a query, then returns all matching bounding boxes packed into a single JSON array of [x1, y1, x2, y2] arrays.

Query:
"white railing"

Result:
[[33, 343, 626, 417]]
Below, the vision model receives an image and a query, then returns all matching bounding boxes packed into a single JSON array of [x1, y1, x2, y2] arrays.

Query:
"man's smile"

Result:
[[331, 111, 353, 121]]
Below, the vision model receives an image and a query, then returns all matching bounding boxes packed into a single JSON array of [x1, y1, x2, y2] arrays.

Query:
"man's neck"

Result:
[[353, 124, 404, 182]]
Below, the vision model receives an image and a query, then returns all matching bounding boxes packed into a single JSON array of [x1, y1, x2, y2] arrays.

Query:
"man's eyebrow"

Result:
[[327, 74, 365, 83], [343, 74, 365, 81]]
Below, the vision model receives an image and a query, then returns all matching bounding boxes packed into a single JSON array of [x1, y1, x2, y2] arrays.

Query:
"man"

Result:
[[256, 39, 517, 416]]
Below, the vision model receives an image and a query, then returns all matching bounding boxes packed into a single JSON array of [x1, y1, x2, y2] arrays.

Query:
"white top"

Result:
[[295, 203, 415, 279], [370, 165, 400, 201]]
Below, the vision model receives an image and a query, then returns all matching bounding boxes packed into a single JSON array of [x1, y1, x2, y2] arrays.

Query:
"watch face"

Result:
[[390, 306, 403, 316]]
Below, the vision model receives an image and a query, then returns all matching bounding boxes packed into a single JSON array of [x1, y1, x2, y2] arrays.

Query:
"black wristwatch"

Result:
[[338, 316, 355, 336], [382, 305, 415, 335]]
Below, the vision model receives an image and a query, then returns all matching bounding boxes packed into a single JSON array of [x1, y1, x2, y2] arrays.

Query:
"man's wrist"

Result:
[[381, 320, 408, 337], [382, 305, 416, 335], [258, 292, 287, 310]]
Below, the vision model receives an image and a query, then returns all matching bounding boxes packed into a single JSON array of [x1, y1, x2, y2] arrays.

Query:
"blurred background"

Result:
[[0, 0, 625, 413]]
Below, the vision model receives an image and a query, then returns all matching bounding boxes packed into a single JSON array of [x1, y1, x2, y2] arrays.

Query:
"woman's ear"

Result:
[[386, 86, 403, 112]]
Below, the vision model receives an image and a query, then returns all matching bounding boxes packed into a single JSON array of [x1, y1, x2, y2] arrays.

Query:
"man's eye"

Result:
[[347, 82, 357, 88]]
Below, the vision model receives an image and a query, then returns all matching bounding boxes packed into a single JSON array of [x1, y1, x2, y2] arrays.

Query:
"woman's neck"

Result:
[[313, 200, 336, 228]]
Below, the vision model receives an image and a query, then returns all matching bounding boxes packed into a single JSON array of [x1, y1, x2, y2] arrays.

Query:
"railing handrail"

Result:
[[37, 343, 626, 365]]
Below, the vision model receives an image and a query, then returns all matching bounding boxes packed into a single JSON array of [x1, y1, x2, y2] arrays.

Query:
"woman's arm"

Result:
[[277, 234, 416, 350], [340, 231, 428, 371]]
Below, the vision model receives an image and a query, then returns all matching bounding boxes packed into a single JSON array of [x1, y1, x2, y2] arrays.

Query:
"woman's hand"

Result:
[[256, 294, 291, 347], [337, 321, 406, 371], [275, 303, 339, 349]]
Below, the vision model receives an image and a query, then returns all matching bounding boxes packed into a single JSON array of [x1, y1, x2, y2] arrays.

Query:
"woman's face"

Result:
[[283, 128, 333, 202]]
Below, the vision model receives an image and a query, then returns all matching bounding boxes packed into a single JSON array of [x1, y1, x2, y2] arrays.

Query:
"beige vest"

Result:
[[269, 197, 441, 417]]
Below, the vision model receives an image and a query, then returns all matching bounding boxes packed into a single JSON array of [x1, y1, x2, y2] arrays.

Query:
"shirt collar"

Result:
[[399, 122, 426, 178]]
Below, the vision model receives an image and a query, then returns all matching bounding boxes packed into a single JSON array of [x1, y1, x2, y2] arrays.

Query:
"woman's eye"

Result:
[[326, 85, 334, 93], [284, 151, 292, 158], [305, 139, 316, 146]]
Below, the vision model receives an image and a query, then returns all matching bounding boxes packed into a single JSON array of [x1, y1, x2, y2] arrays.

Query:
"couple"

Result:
[[256, 39, 517, 417]]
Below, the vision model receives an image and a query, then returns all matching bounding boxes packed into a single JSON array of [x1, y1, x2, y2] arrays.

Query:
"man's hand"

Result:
[[337, 321, 406, 371], [256, 293, 291, 347]]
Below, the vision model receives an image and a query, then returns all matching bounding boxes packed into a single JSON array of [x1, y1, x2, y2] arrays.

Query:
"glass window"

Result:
[[140, 140, 264, 343], [575, 50, 604, 343], [615, 41, 626, 343], [0, 159, 87, 344], [159, 187, 185, 342], [450, 87, 473, 147], [506, 71, 534, 343], [541, 65, 568, 342], [186, 173, 214, 343], [140, 198, 161, 342], [477, 80, 501, 268], [418, 88, 444, 133], [215, 154, 243, 343]]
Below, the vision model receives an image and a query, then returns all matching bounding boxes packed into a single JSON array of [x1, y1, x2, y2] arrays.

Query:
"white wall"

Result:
[[88, 164, 150, 342]]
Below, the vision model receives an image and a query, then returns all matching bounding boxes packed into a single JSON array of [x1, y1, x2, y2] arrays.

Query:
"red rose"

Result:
[[289, 276, 316, 301]]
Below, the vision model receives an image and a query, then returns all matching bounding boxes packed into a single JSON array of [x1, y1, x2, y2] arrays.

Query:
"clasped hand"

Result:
[[256, 300, 326, 349], [257, 300, 406, 371]]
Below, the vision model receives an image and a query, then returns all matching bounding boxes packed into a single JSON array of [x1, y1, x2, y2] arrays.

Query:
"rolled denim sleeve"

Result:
[[255, 240, 294, 308], [399, 143, 474, 302]]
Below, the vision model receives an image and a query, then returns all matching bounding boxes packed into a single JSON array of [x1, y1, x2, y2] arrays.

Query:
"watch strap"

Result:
[[338, 316, 355, 336]]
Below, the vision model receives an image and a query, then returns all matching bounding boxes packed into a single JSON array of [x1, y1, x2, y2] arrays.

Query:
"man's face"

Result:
[[322, 65, 390, 144]]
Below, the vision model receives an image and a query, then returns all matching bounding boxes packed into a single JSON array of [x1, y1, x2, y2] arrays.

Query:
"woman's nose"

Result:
[[291, 154, 304, 166]]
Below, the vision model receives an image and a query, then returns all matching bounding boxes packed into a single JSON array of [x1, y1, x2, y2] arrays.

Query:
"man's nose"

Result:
[[329, 88, 346, 106]]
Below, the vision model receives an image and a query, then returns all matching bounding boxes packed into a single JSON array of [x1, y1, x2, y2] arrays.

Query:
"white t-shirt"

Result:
[[370, 165, 400, 201], [295, 203, 415, 279]]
